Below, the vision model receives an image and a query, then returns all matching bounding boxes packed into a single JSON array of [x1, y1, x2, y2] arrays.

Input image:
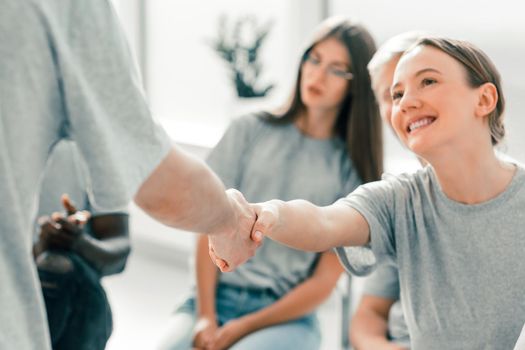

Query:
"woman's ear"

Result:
[[475, 82, 498, 118]]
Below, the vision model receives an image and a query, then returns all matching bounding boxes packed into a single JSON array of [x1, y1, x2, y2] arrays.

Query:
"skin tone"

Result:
[[372, 53, 426, 164], [135, 149, 262, 272], [297, 37, 352, 139], [351, 297, 406, 350], [33, 194, 131, 276], [371, 55, 401, 128], [211, 44, 515, 275], [193, 236, 343, 350], [192, 37, 349, 349], [390, 46, 514, 204]]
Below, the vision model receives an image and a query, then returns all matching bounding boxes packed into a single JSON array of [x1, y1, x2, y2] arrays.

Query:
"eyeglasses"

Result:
[[303, 53, 354, 80]]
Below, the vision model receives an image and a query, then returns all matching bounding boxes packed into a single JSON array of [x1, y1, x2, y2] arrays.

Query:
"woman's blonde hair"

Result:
[[367, 31, 426, 76]]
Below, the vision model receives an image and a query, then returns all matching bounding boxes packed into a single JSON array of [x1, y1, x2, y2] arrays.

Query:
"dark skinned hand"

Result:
[[36, 194, 90, 251]]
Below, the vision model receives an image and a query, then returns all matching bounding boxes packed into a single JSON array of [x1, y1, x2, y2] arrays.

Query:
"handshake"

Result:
[[208, 189, 281, 272]]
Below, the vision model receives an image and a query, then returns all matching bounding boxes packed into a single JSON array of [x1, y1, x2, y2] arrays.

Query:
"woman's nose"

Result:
[[399, 90, 423, 112]]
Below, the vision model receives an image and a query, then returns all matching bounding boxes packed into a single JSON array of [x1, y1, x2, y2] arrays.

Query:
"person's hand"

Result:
[[192, 316, 219, 349], [206, 318, 250, 350], [36, 194, 90, 251], [250, 200, 282, 240], [208, 189, 262, 272]]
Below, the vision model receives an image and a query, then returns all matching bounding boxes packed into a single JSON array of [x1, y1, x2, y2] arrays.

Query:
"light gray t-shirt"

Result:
[[37, 141, 91, 220], [0, 1, 171, 348], [339, 165, 525, 349], [207, 115, 361, 297], [363, 263, 410, 347]]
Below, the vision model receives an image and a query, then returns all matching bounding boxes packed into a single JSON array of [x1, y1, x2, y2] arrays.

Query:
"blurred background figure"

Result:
[[349, 31, 424, 350], [155, 17, 382, 350], [33, 140, 130, 350], [0, 1, 257, 348]]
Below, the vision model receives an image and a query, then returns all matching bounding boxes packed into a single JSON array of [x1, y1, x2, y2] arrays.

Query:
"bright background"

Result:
[[103, 1, 525, 349]]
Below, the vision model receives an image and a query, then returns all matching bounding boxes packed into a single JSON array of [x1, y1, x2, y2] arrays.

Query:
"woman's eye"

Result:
[[421, 78, 437, 86], [306, 55, 320, 65], [392, 91, 403, 100]]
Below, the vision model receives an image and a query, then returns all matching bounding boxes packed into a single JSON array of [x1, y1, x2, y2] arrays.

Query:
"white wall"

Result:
[[111, 0, 332, 253], [110, 2, 525, 250], [144, 0, 328, 147]]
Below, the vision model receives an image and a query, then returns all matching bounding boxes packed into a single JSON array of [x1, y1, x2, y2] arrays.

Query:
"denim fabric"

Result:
[[157, 284, 321, 350], [38, 252, 112, 350]]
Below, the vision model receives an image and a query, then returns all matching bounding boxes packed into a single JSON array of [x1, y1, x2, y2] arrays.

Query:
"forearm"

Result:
[[241, 253, 343, 333], [73, 235, 131, 276], [263, 200, 369, 252], [241, 278, 332, 333], [195, 235, 219, 318], [134, 148, 235, 235], [351, 304, 394, 349], [261, 200, 335, 252]]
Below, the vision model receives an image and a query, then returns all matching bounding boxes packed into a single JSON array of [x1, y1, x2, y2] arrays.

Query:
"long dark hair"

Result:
[[264, 17, 383, 183]]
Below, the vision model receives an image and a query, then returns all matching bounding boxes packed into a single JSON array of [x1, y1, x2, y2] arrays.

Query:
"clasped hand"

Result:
[[192, 316, 249, 350], [36, 194, 91, 252], [208, 190, 281, 272]]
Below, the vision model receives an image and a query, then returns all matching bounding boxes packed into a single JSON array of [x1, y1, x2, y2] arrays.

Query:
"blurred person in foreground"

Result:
[[0, 1, 259, 348]]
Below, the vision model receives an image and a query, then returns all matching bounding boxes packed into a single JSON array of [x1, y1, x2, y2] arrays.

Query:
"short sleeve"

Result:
[[206, 115, 262, 188], [42, 0, 172, 212], [336, 175, 398, 266]]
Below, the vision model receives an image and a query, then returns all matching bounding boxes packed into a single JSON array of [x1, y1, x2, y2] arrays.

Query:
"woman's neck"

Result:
[[429, 143, 516, 204], [295, 108, 338, 139]]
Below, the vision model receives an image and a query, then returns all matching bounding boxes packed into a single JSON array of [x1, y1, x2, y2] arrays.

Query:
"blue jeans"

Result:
[[156, 284, 321, 350], [37, 251, 112, 350]]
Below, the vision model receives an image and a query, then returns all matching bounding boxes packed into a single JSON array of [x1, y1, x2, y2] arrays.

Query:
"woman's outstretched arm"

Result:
[[252, 199, 370, 252]]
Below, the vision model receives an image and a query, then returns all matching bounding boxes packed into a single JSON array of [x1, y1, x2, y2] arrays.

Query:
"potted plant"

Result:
[[210, 15, 275, 99]]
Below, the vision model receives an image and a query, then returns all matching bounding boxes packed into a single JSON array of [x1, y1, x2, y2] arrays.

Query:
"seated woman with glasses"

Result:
[[155, 16, 383, 350]]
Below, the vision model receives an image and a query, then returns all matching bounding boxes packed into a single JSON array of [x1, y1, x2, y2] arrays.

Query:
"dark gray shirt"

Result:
[[340, 165, 525, 349], [207, 115, 361, 297]]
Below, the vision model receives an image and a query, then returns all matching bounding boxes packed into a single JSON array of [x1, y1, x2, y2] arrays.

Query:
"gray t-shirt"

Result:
[[207, 115, 361, 297], [363, 263, 410, 347], [37, 141, 91, 220], [339, 165, 525, 349], [0, 1, 171, 348]]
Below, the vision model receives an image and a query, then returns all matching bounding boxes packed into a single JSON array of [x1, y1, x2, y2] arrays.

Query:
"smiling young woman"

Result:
[[235, 37, 525, 350]]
